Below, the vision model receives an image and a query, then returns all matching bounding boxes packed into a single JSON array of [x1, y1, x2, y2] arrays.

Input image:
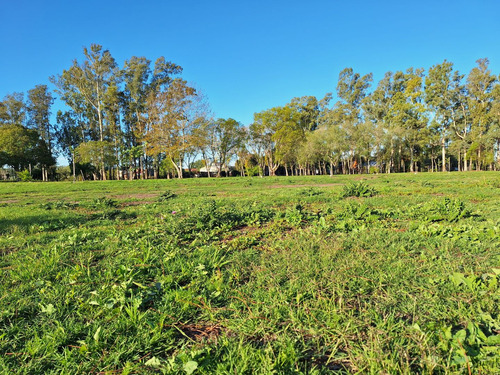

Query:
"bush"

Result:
[[245, 165, 260, 177], [18, 170, 33, 182], [55, 166, 73, 181]]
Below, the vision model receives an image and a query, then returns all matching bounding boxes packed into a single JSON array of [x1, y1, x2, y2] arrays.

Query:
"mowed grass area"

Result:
[[0, 173, 499, 374]]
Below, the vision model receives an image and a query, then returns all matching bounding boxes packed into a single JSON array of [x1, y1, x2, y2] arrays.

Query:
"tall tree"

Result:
[[466, 58, 497, 170], [425, 60, 455, 171], [211, 118, 244, 177], [491, 81, 500, 167], [26, 85, 54, 150], [363, 73, 393, 172], [145, 79, 196, 178], [401, 68, 427, 172], [51, 44, 117, 179], [26, 85, 54, 180], [0, 93, 25, 126], [0, 124, 54, 172], [251, 107, 289, 176], [334, 68, 372, 173], [121, 56, 182, 178], [447, 71, 471, 171], [55, 110, 84, 180]]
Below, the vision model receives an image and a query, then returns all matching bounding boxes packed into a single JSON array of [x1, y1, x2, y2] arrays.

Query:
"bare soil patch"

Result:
[[0, 200, 19, 205], [112, 193, 158, 200], [121, 200, 155, 207], [178, 323, 222, 343], [269, 183, 342, 189]]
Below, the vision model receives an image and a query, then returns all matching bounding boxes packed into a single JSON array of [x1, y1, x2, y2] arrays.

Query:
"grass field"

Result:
[[0, 172, 499, 374]]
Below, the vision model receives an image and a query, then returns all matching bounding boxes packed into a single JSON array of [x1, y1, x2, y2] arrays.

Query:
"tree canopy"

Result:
[[2, 46, 500, 180]]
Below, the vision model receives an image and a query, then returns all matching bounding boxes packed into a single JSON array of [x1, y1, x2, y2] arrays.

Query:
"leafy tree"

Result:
[[0, 124, 54, 172], [334, 68, 373, 173], [26, 85, 54, 150], [250, 107, 284, 176], [425, 60, 456, 171], [0, 93, 25, 126], [121, 56, 182, 179], [145, 79, 196, 178], [491, 82, 500, 167], [74, 141, 116, 180], [465, 58, 497, 170], [51, 44, 118, 179], [211, 118, 245, 177], [363, 72, 395, 172], [26, 85, 55, 180]]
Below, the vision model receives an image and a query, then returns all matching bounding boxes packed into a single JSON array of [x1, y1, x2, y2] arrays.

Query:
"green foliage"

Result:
[[410, 197, 472, 222], [40, 200, 78, 210], [0, 124, 54, 171], [89, 196, 118, 209], [340, 181, 378, 198], [297, 187, 323, 197], [158, 190, 177, 201], [0, 173, 499, 373], [75, 141, 117, 171], [284, 204, 304, 226], [245, 165, 260, 177], [17, 169, 33, 182]]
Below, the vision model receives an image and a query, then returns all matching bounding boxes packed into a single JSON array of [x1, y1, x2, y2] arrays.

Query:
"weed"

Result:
[[341, 182, 377, 198], [40, 200, 78, 210], [409, 198, 473, 223], [158, 190, 177, 201], [89, 196, 117, 209]]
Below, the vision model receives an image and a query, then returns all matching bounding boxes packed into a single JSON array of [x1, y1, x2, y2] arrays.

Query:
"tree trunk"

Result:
[[72, 156, 76, 182], [441, 137, 446, 172], [477, 148, 481, 171], [410, 147, 414, 173], [389, 141, 394, 174]]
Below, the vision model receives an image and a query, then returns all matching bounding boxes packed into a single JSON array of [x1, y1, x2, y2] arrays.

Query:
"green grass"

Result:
[[0, 172, 499, 374]]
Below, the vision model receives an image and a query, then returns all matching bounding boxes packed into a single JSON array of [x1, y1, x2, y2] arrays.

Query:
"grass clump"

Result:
[[410, 197, 473, 223], [158, 190, 177, 201], [89, 196, 117, 209], [340, 181, 378, 198]]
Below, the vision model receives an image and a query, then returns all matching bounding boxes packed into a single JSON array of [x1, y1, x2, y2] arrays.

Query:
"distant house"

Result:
[[199, 164, 220, 177], [199, 163, 233, 177], [0, 167, 16, 181]]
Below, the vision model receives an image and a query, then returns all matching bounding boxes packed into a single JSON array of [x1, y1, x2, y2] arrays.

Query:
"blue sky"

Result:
[[1, 0, 499, 128]]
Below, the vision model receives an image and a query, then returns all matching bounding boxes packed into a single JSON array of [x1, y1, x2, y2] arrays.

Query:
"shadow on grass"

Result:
[[0, 213, 90, 234]]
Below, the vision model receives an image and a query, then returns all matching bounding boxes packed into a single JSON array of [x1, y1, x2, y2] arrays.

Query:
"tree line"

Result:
[[1, 44, 499, 180]]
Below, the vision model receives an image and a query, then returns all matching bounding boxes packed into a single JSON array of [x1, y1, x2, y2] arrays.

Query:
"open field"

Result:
[[0, 173, 499, 374]]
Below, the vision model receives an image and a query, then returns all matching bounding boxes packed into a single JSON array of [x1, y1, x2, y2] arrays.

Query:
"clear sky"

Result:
[[1, 0, 499, 128]]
